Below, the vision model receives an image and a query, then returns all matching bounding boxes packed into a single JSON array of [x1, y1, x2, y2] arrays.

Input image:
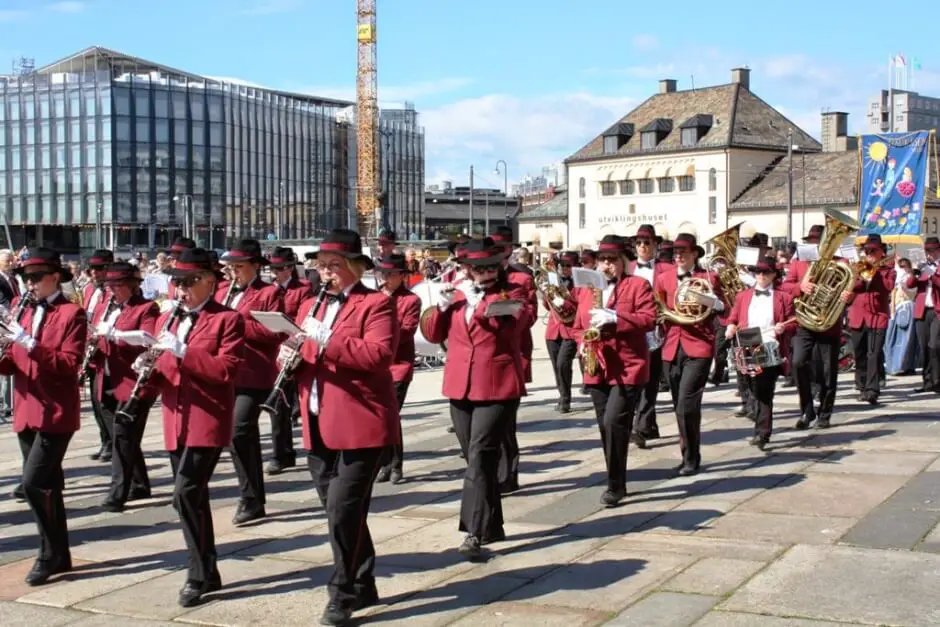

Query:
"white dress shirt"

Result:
[[633, 258, 655, 287], [31, 290, 62, 336], [86, 286, 103, 314], [925, 262, 936, 308], [746, 286, 776, 344], [308, 282, 358, 415], [177, 296, 211, 341]]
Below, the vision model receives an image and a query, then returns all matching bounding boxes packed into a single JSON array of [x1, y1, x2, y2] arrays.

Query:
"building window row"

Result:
[[599, 174, 697, 197]]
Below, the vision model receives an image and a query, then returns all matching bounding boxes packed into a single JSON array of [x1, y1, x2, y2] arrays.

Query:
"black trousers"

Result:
[[170, 445, 222, 585], [306, 413, 383, 609], [102, 390, 153, 503], [747, 366, 781, 439], [546, 338, 577, 404], [634, 348, 663, 437], [229, 388, 268, 507], [738, 366, 755, 415], [382, 381, 411, 473], [851, 326, 887, 398], [930, 310, 940, 389], [713, 326, 731, 381], [666, 347, 712, 468], [451, 399, 513, 540], [792, 327, 840, 421], [588, 384, 640, 492], [88, 370, 111, 448], [269, 380, 296, 465], [497, 398, 522, 489], [19, 429, 72, 562], [917, 309, 939, 387]]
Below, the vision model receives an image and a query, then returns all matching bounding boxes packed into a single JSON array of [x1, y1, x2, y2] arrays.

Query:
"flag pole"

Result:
[[888, 54, 895, 133]]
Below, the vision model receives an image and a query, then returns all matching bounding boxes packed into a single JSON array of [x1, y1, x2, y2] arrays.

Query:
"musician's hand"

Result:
[[774, 322, 786, 336], [154, 331, 186, 359], [3, 321, 35, 352], [302, 318, 332, 346], [95, 321, 115, 341], [725, 324, 737, 339], [589, 308, 617, 328], [801, 280, 816, 296], [839, 290, 853, 303], [437, 287, 456, 311], [276, 343, 297, 369], [131, 352, 155, 374]]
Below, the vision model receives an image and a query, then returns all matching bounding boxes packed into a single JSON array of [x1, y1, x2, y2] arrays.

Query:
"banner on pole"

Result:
[[857, 130, 937, 244]]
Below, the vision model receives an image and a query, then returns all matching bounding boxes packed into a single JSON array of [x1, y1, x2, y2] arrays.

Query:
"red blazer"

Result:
[[654, 266, 724, 361], [847, 266, 895, 330], [779, 258, 844, 337], [95, 295, 160, 403], [389, 284, 421, 383], [507, 268, 537, 382], [544, 277, 578, 341], [572, 275, 656, 386], [424, 283, 532, 402], [151, 299, 245, 450], [280, 276, 313, 320], [0, 294, 86, 434], [214, 278, 283, 390], [906, 269, 940, 320], [294, 282, 400, 451], [727, 287, 796, 361]]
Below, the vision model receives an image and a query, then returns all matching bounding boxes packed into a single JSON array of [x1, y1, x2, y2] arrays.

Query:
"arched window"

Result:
[[579, 177, 586, 198], [708, 168, 717, 192]]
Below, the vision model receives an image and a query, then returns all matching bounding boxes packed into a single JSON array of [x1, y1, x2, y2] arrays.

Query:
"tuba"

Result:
[[794, 207, 859, 333], [533, 256, 575, 324], [655, 275, 717, 326], [704, 222, 746, 308]]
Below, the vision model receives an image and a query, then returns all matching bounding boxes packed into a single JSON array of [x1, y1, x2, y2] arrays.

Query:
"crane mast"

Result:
[[356, 0, 379, 238]]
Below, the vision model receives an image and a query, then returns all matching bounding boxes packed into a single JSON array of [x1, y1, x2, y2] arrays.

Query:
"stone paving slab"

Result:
[[604, 591, 719, 626]]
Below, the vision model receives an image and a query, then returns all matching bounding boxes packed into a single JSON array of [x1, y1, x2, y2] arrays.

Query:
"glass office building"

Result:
[[0, 47, 425, 252]]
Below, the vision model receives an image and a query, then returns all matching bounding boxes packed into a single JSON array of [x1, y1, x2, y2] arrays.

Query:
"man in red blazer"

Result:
[[725, 257, 795, 449], [374, 253, 421, 484], [653, 233, 725, 476], [907, 236, 940, 392], [162, 237, 196, 302], [265, 247, 312, 475], [217, 239, 285, 525], [544, 250, 580, 414], [780, 224, 852, 429], [135, 247, 245, 607], [284, 228, 399, 625], [626, 224, 668, 447], [848, 234, 895, 404], [92, 262, 160, 512], [573, 234, 657, 506], [83, 248, 115, 462], [0, 248, 86, 586]]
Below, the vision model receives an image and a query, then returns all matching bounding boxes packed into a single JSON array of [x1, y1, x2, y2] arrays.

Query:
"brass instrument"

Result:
[[655, 276, 717, 326], [259, 281, 332, 419], [854, 256, 890, 281], [533, 256, 575, 324], [78, 294, 116, 385], [581, 287, 603, 375], [704, 222, 746, 308], [794, 208, 859, 333], [0, 292, 37, 360]]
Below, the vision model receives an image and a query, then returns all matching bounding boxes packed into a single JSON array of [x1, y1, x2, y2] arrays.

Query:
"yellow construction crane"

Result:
[[356, 0, 380, 238]]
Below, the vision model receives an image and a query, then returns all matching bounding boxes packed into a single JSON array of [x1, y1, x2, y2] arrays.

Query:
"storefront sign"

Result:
[[596, 213, 668, 227]]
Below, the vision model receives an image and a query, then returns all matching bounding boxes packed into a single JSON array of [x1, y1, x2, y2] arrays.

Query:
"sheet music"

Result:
[[797, 244, 820, 261], [735, 246, 761, 266], [572, 267, 606, 289], [250, 311, 304, 335]]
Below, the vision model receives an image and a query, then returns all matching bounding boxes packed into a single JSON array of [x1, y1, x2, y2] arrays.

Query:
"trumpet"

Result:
[[114, 302, 183, 424], [78, 294, 117, 386], [0, 292, 37, 360], [259, 280, 333, 419]]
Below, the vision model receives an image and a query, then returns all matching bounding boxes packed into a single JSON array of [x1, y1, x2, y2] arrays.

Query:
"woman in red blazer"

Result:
[[283, 228, 399, 627], [572, 235, 657, 506], [0, 248, 86, 586], [725, 257, 795, 450], [374, 253, 421, 485], [422, 237, 532, 561], [543, 250, 580, 414], [92, 262, 160, 512], [135, 247, 246, 607]]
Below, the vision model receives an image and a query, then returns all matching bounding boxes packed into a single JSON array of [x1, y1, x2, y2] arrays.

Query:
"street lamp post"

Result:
[[380, 129, 393, 234], [84, 192, 103, 249], [173, 194, 194, 242], [495, 160, 508, 225], [278, 181, 285, 240]]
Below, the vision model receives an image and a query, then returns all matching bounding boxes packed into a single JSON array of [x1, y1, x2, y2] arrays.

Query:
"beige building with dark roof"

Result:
[[565, 68, 824, 246]]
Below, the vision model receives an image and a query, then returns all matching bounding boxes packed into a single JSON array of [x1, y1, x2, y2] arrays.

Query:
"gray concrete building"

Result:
[[866, 89, 940, 134]]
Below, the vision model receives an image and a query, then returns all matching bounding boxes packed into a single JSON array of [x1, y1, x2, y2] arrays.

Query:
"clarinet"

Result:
[[0, 292, 37, 360], [78, 294, 116, 386], [114, 302, 183, 424], [222, 279, 237, 307], [259, 280, 333, 419]]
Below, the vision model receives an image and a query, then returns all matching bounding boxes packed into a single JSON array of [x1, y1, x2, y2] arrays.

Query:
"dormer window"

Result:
[[639, 119, 673, 150], [679, 114, 714, 148], [601, 122, 634, 154]]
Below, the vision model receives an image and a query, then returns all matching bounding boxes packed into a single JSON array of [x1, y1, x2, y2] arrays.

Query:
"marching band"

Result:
[[3, 216, 936, 625]]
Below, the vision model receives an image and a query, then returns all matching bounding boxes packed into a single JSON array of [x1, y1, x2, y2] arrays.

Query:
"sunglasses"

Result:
[[635, 239, 653, 246], [24, 270, 53, 283], [470, 264, 500, 273], [171, 275, 204, 288], [597, 256, 620, 263]]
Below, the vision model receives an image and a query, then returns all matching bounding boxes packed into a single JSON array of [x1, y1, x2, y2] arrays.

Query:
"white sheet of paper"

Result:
[[905, 247, 927, 266], [735, 246, 761, 266], [838, 245, 860, 262], [547, 271, 560, 286], [797, 244, 820, 261], [115, 330, 157, 347], [921, 264, 936, 278], [572, 267, 606, 290], [250, 311, 304, 335]]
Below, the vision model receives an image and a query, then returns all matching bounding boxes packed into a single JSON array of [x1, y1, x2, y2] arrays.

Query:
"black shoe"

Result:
[[446, 425, 456, 433], [814, 419, 831, 430], [749, 435, 768, 451], [375, 467, 391, 484], [232, 501, 266, 526], [90, 443, 108, 461], [25, 555, 72, 586], [178, 577, 222, 608], [630, 432, 648, 449], [795, 416, 812, 430], [128, 487, 151, 501], [390, 470, 404, 485], [782, 379, 795, 388], [914, 386, 927, 393], [734, 405, 749, 417], [100, 497, 125, 513], [677, 463, 699, 477], [265, 460, 287, 476], [458, 535, 484, 561], [499, 479, 519, 495], [353, 588, 380, 611], [481, 529, 506, 545], [12, 484, 25, 501], [320, 601, 353, 626], [558, 401, 571, 414], [100, 447, 113, 463], [600, 488, 626, 507]]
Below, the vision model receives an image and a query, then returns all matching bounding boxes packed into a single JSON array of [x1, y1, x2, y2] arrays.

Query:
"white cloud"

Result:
[[631, 34, 659, 51], [0, 9, 29, 21], [48, 1, 84, 13], [238, 0, 304, 15]]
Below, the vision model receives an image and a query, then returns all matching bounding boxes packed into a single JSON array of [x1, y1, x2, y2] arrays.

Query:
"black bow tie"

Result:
[[677, 273, 691, 280], [326, 292, 347, 304], [637, 262, 653, 270], [607, 277, 619, 285], [186, 311, 199, 322], [754, 289, 771, 297], [230, 284, 246, 295]]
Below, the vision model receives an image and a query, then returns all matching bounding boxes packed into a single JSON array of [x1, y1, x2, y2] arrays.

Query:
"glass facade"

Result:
[[0, 48, 426, 253]]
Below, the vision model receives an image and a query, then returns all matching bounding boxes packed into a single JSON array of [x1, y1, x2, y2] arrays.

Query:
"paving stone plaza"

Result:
[[1, 319, 939, 626]]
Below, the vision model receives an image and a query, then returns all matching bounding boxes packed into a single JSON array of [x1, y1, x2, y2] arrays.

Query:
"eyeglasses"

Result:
[[470, 264, 500, 273], [597, 256, 620, 263], [316, 261, 345, 273], [171, 275, 204, 288]]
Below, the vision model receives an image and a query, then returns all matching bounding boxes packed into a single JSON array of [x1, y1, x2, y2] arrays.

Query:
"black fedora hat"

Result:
[[581, 248, 597, 261], [268, 246, 297, 269], [448, 233, 470, 255], [221, 239, 269, 265], [673, 233, 705, 257], [17, 247, 73, 283], [559, 251, 580, 266], [803, 225, 824, 243], [489, 225, 519, 250], [87, 249, 114, 268], [596, 234, 627, 257], [862, 233, 886, 251], [374, 253, 408, 273], [103, 261, 140, 283], [166, 248, 215, 277], [748, 233, 770, 249], [635, 224, 662, 244], [377, 230, 398, 246], [311, 228, 375, 270], [459, 237, 505, 266], [165, 237, 196, 259], [747, 256, 779, 275], [925, 236, 940, 252]]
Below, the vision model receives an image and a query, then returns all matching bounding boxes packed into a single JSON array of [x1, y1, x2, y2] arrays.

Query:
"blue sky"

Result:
[[2, 0, 939, 189]]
